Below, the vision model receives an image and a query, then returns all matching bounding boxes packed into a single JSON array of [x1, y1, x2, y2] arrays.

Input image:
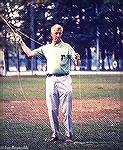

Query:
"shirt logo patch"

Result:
[[61, 55, 65, 61]]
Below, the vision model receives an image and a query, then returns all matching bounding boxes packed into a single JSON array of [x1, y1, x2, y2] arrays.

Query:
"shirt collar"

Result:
[[51, 40, 63, 47]]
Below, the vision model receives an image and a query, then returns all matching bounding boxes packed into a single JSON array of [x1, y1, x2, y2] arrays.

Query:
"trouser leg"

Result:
[[46, 77, 59, 137], [61, 92, 72, 137], [58, 76, 73, 137]]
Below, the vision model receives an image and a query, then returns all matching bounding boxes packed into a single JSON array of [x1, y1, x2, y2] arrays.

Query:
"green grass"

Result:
[[0, 74, 122, 100], [0, 74, 123, 149], [0, 119, 122, 150], [0, 76, 46, 100]]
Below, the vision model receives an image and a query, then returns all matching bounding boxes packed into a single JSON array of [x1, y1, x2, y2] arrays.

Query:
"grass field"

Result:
[[1, 74, 122, 100], [0, 74, 123, 150]]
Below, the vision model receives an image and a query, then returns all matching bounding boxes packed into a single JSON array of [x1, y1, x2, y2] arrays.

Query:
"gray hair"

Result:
[[51, 24, 63, 33]]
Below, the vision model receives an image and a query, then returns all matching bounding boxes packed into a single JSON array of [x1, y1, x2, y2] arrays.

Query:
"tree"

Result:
[[0, 0, 122, 72]]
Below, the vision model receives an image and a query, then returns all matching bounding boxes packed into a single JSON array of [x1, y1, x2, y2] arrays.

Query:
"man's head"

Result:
[[50, 24, 63, 45]]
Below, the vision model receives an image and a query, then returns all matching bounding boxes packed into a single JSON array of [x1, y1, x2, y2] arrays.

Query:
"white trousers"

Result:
[[46, 75, 72, 137]]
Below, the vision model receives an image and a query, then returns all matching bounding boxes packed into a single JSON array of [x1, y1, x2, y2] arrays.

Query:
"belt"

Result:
[[47, 73, 69, 77]]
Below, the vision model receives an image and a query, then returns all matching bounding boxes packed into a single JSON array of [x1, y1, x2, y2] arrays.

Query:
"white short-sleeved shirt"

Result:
[[32, 40, 76, 74]]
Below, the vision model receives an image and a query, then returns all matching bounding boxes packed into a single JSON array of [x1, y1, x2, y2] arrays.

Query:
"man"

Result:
[[15, 24, 80, 142]]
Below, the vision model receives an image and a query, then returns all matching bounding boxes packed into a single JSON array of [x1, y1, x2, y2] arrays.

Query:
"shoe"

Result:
[[66, 136, 73, 143], [49, 136, 59, 142]]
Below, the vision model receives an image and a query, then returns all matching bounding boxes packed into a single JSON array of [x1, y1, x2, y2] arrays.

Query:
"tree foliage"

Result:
[[0, 0, 122, 71]]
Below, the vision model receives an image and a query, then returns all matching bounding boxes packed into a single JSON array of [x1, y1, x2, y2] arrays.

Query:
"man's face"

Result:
[[51, 28, 62, 44]]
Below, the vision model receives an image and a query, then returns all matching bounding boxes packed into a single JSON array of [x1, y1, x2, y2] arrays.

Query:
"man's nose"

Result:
[[56, 33, 61, 37]]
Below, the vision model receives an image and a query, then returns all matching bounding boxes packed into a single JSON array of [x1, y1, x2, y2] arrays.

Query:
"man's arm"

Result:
[[68, 45, 80, 66], [15, 33, 33, 57]]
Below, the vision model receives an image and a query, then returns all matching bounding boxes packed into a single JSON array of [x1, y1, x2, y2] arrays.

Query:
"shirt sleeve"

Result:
[[32, 46, 44, 56], [68, 45, 76, 62]]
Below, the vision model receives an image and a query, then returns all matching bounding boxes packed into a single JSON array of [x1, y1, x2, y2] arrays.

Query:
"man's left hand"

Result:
[[75, 53, 80, 66], [75, 53, 80, 60]]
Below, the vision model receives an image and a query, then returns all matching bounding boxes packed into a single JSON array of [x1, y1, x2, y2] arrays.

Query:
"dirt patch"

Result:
[[0, 98, 121, 124]]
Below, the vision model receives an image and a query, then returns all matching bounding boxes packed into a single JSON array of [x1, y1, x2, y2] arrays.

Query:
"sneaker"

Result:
[[49, 136, 59, 142]]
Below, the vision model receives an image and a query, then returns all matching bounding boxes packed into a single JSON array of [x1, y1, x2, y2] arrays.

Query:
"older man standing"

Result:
[[15, 24, 80, 142]]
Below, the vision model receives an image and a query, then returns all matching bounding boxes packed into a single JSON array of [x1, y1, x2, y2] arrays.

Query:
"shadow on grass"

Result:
[[0, 120, 123, 150]]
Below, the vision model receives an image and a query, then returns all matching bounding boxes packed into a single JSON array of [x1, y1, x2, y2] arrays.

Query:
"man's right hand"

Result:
[[14, 33, 23, 44], [14, 33, 32, 57]]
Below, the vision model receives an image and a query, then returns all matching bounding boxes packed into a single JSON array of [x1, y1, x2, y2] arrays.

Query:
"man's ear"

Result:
[[50, 32, 53, 37]]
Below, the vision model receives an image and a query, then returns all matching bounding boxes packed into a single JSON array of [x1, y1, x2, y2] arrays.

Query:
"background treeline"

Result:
[[0, 0, 123, 72]]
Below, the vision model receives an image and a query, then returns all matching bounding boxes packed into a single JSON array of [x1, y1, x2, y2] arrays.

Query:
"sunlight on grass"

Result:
[[0, 74, 122, 100]]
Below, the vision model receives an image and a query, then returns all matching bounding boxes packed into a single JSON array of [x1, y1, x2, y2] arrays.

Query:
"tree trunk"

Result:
[[30, 0, 36, 74]]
